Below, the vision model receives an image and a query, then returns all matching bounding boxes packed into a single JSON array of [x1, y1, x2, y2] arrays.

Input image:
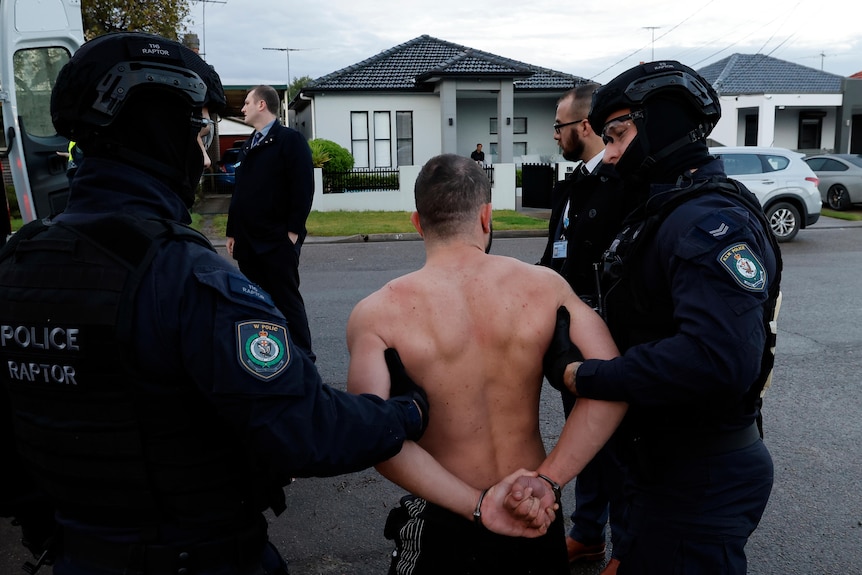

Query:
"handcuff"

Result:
[[472, 474, 562, 527]]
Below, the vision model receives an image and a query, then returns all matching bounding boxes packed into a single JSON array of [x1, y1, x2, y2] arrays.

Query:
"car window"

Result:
[[762, 155, 789, 173], [719, 153, 762, 175], [13, 46, 70, 137], [821, 159, 848, 172], [804, 158, 824, 171]]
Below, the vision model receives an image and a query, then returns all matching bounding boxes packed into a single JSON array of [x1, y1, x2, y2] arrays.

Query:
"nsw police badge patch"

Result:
[[236, 321, 290, 380], [717, 242, 767, 291]]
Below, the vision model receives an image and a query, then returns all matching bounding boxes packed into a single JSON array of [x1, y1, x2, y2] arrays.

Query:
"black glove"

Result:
[[385, 348, 429, 441], [543, 306, 584, 392]]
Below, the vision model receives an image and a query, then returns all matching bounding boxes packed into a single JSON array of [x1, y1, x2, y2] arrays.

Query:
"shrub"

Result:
[[308, 139, 354, 172]]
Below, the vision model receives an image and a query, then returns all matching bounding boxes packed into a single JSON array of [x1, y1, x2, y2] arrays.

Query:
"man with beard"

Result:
[[538, 83, 628, 574]]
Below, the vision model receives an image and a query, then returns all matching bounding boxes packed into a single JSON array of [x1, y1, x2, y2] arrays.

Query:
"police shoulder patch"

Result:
[[717, 242, 767, 291], [236, 321, 291, 380]]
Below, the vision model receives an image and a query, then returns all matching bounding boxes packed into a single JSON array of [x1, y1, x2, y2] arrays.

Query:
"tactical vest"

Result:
[[599, 177, 783, 435], [0, 215, 285, 533]]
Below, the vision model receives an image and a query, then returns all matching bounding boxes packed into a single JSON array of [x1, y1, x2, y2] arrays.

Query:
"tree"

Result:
[[289, 75, 314, 101], [82, 0, 192, 40]]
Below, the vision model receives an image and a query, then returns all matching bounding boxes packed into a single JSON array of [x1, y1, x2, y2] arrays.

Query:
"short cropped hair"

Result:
[[250, 85, 281, 116], [558, 82, 601, 121], [415, 154, 491, 238]]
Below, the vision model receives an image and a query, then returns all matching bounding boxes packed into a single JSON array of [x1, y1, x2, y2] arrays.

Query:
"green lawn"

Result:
[[196, 210, 547, 238]]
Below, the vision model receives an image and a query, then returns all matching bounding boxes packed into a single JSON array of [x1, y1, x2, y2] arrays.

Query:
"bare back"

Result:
[[347, 245, 615, 489]]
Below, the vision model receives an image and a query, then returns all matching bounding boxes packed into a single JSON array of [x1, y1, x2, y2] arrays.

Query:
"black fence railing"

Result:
[[483, 165, 495, 185], [323, 168, 399, 194]]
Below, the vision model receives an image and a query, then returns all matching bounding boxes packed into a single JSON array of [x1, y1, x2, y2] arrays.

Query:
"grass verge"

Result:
[[11, 210, 549, 238], [195, 210, 548, 238], [821, 208, 862, 221]]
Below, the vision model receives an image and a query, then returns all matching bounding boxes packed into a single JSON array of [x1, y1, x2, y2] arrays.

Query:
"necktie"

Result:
[[251, 131, 263, 148]]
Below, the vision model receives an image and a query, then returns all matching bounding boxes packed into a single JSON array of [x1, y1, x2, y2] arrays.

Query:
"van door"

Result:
[[0, 0, 83, 222]]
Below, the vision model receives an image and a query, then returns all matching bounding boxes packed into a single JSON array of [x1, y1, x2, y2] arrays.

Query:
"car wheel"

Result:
[[826, 184, 850, 211], [766, 201, 800, 243]]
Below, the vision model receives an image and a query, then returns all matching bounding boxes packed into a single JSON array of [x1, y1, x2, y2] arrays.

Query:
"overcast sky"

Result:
[[187, 0, 860, 87]]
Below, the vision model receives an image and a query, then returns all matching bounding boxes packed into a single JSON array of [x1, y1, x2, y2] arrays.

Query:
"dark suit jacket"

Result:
[[539, 162, 628, 299], [226, 121, 314, 259]]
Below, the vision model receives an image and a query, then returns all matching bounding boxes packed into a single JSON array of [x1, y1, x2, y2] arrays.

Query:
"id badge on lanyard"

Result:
[[553, 201, 570, 260]]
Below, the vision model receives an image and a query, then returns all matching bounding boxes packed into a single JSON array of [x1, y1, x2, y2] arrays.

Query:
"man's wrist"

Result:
[[566, 361, 582, 395], [472, 487, 490, 527], [536, 474, 562, 506]]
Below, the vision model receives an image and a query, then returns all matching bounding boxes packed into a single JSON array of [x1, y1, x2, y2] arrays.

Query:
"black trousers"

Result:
[[237, 241, 314, 362]]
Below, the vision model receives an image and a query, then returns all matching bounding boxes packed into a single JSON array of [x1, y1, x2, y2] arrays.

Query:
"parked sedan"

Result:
[[710, 146, 821, 242], [802, 153, 862, 210], [210, 147, 241, 193]]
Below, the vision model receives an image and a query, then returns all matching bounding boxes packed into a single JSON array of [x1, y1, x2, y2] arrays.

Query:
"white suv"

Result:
[[710, 146, 821, 242]]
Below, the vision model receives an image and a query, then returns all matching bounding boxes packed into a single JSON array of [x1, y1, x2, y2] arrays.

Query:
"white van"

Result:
[[0, 0, 83, 226]]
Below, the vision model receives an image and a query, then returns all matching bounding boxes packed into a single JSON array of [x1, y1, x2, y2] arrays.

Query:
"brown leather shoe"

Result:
[[565, 536, 606, 563], [600, 557, 621, 574]]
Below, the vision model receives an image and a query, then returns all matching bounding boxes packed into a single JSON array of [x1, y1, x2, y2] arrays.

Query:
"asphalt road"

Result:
[[2, 217, 861, 574]]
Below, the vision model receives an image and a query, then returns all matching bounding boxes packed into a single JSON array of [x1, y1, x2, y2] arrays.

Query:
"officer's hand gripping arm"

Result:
[[543, 306, 584, 392], [384, 348, 429, 440]]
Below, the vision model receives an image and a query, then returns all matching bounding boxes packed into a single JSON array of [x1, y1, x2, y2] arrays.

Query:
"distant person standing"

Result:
[[470, 143, 485, 165], [226, 85, 315, 361]]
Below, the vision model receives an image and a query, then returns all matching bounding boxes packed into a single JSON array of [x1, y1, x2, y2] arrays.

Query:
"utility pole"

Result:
[[643, 26, 661, 61], [195, 0, 227, 58], [262, 47, 311, 102]]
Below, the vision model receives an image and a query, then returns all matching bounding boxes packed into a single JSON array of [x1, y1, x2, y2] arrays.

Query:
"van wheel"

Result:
[[766, 202, 800, 243], [827, 184, 850, 210]]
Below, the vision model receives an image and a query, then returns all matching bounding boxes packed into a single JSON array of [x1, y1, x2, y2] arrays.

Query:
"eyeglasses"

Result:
[[600, 111, 644, 145], [553, 119, 585, 134], [192, 116, 219, 149]]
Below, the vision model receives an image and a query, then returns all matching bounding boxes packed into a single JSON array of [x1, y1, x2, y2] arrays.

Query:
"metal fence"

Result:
[[323, 168, 399, 193], [483, 165, 494, 185]]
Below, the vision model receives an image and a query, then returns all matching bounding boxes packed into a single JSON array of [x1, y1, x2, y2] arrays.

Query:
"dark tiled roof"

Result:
[[698, 53, 843, 95], [305, 35, 583, 92]]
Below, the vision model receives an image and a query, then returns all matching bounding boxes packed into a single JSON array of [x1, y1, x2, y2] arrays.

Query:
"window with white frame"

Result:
[[396, 111, 413, 166], [351, 112, 369, 168], [374, 111, 392, 167]]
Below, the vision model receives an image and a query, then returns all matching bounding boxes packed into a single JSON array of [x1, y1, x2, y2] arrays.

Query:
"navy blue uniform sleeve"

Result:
[[136, 243, 413, 482], [578, 198, 773, 407]]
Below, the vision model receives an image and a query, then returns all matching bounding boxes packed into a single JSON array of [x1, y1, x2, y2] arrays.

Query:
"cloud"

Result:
[[188, 0, 861, 86]]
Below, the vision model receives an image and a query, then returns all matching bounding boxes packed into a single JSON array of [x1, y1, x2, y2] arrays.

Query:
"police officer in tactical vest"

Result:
[[0, 32, 428, 575], [539, 61, 782, 573]]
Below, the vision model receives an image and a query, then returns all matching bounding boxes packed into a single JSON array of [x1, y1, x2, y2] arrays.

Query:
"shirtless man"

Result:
[[346, 154, 627, 574]]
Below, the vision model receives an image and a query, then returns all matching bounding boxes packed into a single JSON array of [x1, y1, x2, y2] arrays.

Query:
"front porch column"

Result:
[[496, 81, 514, 163], [440, 80, 458, 154], [757, 99, 777, 147]]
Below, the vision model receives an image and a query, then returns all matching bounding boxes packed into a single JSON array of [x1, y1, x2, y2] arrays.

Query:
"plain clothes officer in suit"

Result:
[[538, 83, 629, 574], [226, 85, 316, 361]]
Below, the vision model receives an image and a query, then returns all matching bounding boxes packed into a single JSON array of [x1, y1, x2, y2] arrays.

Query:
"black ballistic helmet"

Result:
[[588, 61, 720, 183], [51, 32, 227, 206]]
